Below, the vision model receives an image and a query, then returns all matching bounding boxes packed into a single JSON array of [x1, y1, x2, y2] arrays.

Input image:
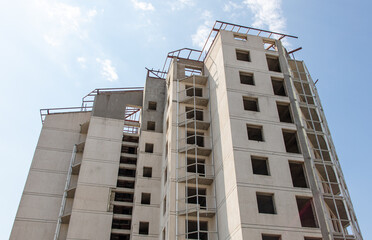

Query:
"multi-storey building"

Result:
[[10, 21, 363, 240]]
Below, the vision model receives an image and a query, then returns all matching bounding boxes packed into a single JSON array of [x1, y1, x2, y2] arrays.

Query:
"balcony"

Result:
[[178, 195, 216, 218], [178, 135, 212, 157], [178, 162, 214, 185], [179, 109, 210, 131], [179, 75, 208, 85], [179, 87, 209, 107]]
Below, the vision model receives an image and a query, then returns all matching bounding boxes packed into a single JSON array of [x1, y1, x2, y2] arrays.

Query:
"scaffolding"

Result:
[[288, 54, 363, 240], [175, 62, 218, 240]]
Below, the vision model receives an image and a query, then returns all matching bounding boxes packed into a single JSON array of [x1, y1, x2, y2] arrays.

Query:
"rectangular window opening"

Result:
[[240, 72, 254, 85], [148, 101, 157, 110], [120, 156, 137, 165], [139, 222, 149, 235], [163, 196, 167, 215], [236, 50, 251, 62], [111, 234, 130, 240], [121, 146, 137, 154], [117, 180, 135, 189], [141, 193, 151, 205], [186, 107, 204, 121], [187, 187, 206, 207], [247, 125, 264, 141], [262, 234, 281, 240], [243, 97, 259, 112], [112, 219, 131, 230], [187, 131, 205, 147], [296, 197, 318, 228], [147, 121, 155, 131], [118, 168, 136, 178], [234, 33, 247, 41], [143, 167, 152, 178], [251, 156, 269, 175], [277, 103, 293, 123], [256, 193, 276, 214], [145, 143, 154, 153], [187, 220, 208, 240], [272, 78, 286, 96], [289, 162, 308, 188], [282, 130, 300, 153], [164, 166, 168, 184], [266, 55, 281, 72], [114, 192, 134, 202], [113, 205, 132, 215], [186, 86, 203, 97]]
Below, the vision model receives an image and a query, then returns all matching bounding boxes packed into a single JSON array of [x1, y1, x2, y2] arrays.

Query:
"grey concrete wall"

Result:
[[93, 91, 143, 120], [10, 112, 91, 240], [142, 77, 166, 133]]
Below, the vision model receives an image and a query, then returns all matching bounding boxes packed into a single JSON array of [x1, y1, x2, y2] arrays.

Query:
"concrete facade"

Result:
[[10, 23, 362, 240]]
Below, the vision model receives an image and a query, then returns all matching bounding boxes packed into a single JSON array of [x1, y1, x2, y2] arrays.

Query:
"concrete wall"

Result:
[[10, 112, 91, 240], [93, 91, 143, 120]]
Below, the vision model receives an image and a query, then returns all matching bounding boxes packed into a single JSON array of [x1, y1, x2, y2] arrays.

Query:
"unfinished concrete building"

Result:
[[10, 21, 363, 240]]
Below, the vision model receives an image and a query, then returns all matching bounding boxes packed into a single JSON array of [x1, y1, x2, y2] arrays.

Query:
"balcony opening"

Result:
[[251, 156, 269, 176], [187, 187, 206, 207], [145, 143, 154, 153], [277, 102, 293, 123], [120, 156, 137, 165], [141, 193, 151, 205], [121, 146, 137, 154], [186, 86, 203, 97], [122, 135, 139, 143], [148, 101, 157, 110], [110, 234, 130, 240], [282, 130, 300, 153], [236, 49, 251, 62], [187, 220, 208, 240], [113, 205, 132, 215], [240, 72, 254, 85], [262, 234, 281, 240], [257, 193, 276, 214], [186, 107, 204, 121], [234, 33, 247, 41], [247, 125, 264, 141], [266, 55, 281, 72], [187, 131, 205, 147], [243, 97, 259, 112], [112, 219, 131, 230], [147, 121, 155, 131], [187, 158, 206, 176], [118, 168, 136, 178], [117, 180, 135, 189], [289, 162, 308, 188], [143, 167, 152, 178], [139, 222, 149, 235], [296, 197, 318, 228], [272, 78, 286, 96], [114, 192, 134, 202]]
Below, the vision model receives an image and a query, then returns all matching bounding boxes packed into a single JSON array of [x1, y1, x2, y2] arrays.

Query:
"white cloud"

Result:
[[77, 57, 86, 68], [223, 1, 243, 12], [38, 0, 98, 46], [131, 0, 155, 11], [243, 0, 286, 34], [96, 58, 118, 82], [170, 0, 195, 11], [191, 10, 214, 49]]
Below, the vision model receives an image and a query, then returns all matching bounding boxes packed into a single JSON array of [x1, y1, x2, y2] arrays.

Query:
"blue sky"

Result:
[[0, 0, 371, 238]]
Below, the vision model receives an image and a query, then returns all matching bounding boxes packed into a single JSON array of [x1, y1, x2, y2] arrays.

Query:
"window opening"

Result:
[[187, 220, 208, 240], [266, 55, 281, 72], [114, 192, 134, 202], [282, 130, 300, 153], [236, 50, 251, 62], [289, 162, 308, 188], [186, 107, 204, 121], [187, 187, 206, 208], [296, 197, 317, 228], [277, 102, 293, 123], [145, 143, 154, 153], [112, 219, 131, 230], [147, 121, 155, 131], [240, 72, 254, 85], [148, 101, 157, 110], [272, 78, 286, 96], [247, 125, 264, 141], [139, 222, 149, 235], [243, 97, 259, 111], [186, 85, 203, 97], [262, 235, 281, 240], [187, 131, 204, 147], [257, 193, 276, 214], [143, 167, 152, 178], [118, 168, 136, 178], [141, 193, 151, 205], [187, 158, 206, 176], [117, 180, 135, 189], [251, 156, 269, 175]]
